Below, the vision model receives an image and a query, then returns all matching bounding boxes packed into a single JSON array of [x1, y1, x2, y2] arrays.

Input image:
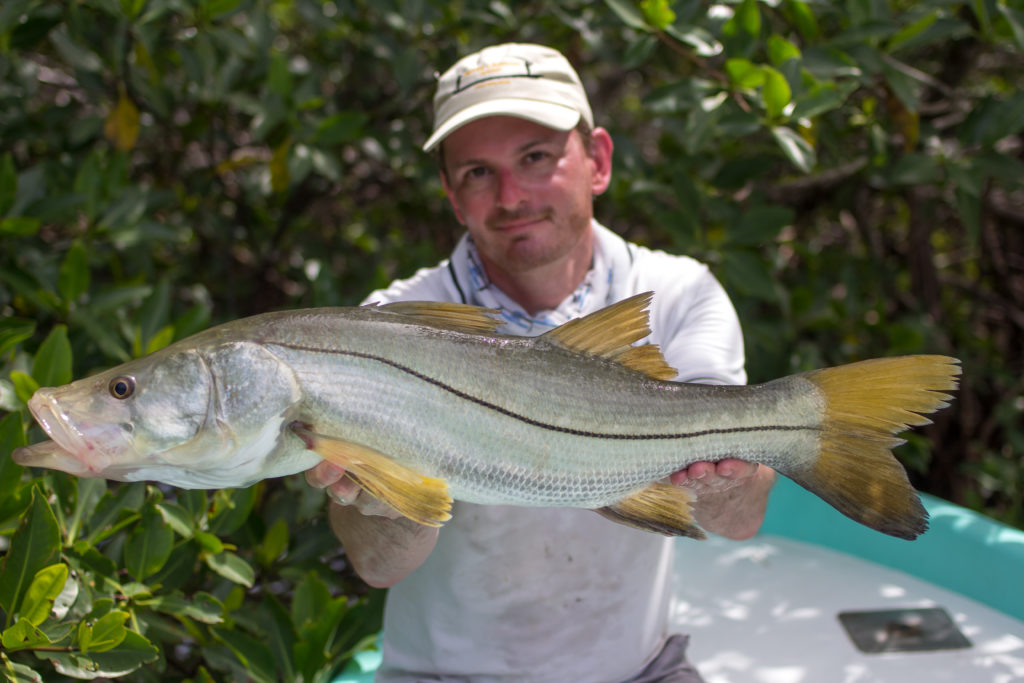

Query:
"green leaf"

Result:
[[791, 81, 856, 120], [291, 572, 331, 630], [155, 501, 195, 538], [884, 152, 943, 186], [205, 552, 255, 587], [9, 371, 38, 405], [135, 277, 171, 357], [785, 0, 820, 39], [66, 478, 107, 545], [267, 52, 292, 97], [208, 486, 258, 535], [663, 25, 721, 57], [0, 153, 15, 217], [762, 67, 792, 119], [258, 596, 297, 680], [602, 0, 649, 30], [771, 126, 816, 172], [767, 34, 801, 65], [144, 540, 199, 592], [879, 55, 922, 111], [68, 309, 131, 364], [214, 626, 277, 683], [194, 530, 224, 554], [960, 93, 1024, 147], [124, 506, 174, 580], [0, 411, 27, 501], [0, 488, 61, 618], [83, 610, 129, 653], [140, 592, 224, 625], [84, 482, 145, 545], [1, 619, 51, 652], [0, 318, 34, 358], [640, 0, 675, 29], [0, 218, 40, 236], [144, 324, 175, 354], [0, 266, 58, 314], [256, 518, 289, 567], [725, 59, 765, 89], [887, 9, 937, 52], [49, 630, 158, 678], [312, 112, 368, 145], [31, 325, 72, 388], [1, 651, 44, 681], [729, 205, 795, 246], [727, 0, 761, 37], [998, 3, 1024, 50], [721, 249, 778, 302], [103, 91, 140, 151], [18, 563, 69, 626], [58, 242, 90, 304]]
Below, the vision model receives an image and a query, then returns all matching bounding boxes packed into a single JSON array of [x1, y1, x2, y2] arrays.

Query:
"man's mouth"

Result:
[[491, 210, 552, 232]]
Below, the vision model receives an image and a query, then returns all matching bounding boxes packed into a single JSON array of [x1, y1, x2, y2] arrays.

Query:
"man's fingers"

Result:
[[327, 477, 362, 505], [305, 460, 346, 489], [671, 459, 759, 488]]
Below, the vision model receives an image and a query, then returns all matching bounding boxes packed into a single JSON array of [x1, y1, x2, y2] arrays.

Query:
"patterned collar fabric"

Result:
[[447, 220, 634, 336]]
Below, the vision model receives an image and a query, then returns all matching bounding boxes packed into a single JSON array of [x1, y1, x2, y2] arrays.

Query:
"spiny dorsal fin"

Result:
[[543, 292, 678, 381], [371, 300, 503, 335]]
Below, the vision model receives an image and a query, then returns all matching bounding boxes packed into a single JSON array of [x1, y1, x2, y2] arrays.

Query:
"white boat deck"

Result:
[[673, 534, 1024, 683]]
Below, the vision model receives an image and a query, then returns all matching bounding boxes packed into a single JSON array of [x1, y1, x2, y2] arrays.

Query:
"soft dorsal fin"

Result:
[[543, 292, 677, 381], [370, 300, 503, 335]]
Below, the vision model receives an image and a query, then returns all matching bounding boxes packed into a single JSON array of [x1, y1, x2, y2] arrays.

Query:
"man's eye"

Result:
[[524, 150, 549, 164], [465, 166, 490, 180]]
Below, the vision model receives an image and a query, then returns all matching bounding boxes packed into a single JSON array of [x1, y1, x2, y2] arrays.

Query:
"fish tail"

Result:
[[788, 355, 961, 540]]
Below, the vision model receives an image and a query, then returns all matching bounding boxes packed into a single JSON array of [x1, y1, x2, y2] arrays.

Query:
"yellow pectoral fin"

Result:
[[596, 482, 706, 539], [300, 428, 452, 527]]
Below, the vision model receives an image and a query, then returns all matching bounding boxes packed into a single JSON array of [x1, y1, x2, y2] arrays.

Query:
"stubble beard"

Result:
[[481, 206, 591, 274]]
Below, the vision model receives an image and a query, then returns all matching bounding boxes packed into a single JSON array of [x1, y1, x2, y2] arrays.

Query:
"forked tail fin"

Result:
[[788, 355, 960, 540]]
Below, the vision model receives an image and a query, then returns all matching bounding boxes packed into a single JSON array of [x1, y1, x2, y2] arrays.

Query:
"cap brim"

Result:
[[423, 99, 581, 152]]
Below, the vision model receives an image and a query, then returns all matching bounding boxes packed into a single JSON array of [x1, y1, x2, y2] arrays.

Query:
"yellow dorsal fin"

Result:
[[371, 300, 502, 335], [293, 425, 452, 527], [543, 292, 678, 380]]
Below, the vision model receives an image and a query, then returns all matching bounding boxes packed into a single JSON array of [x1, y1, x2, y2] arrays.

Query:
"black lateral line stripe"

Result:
[[275, 343, 818, 440]]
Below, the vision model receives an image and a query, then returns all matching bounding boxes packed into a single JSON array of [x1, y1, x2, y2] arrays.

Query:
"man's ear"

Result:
[[589, 127, 614, 196], [440, 168, 466, 225]]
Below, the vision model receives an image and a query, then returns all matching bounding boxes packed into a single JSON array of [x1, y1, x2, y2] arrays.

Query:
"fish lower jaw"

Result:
[[11, 440, 102, 478]]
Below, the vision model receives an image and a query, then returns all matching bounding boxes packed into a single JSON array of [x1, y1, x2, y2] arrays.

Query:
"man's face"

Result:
[[440, 116, 611, 278]]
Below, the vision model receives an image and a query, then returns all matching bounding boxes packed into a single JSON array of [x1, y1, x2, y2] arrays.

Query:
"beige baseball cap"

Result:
[[423, 43, 594, 152]]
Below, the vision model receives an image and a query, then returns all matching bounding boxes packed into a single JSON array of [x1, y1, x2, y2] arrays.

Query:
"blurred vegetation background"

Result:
[[1, 0, 1022, 680]]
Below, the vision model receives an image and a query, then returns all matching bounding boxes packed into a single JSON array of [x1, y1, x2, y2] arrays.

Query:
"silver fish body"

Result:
[[14, 295, 960, 539]]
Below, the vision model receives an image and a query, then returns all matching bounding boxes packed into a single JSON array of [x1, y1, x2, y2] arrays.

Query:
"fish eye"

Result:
[[108, 376, 136, 400]]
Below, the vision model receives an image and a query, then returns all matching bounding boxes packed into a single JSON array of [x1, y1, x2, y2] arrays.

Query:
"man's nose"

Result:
[[495, 168, 528, 209]]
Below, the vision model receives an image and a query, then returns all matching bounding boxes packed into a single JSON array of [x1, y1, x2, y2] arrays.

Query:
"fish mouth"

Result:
[[13, 390, 109, 476], [11, 439, 97, 477]]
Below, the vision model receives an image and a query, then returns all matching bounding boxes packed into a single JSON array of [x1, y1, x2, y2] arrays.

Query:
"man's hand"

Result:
[[305, 461, 404, 520], [304, 460, 439, 587], [669, 459, 775, 541]]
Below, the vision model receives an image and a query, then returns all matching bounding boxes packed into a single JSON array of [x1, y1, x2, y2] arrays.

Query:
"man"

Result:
[[307, 43, 776, 682]]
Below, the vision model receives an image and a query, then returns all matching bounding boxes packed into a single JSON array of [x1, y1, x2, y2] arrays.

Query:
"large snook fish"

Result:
[[13, 293, 959, 540]]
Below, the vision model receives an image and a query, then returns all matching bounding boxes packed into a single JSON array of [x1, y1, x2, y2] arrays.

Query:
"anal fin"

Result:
[[293, 424, 452, 527], [596, 482, 706, 539]]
